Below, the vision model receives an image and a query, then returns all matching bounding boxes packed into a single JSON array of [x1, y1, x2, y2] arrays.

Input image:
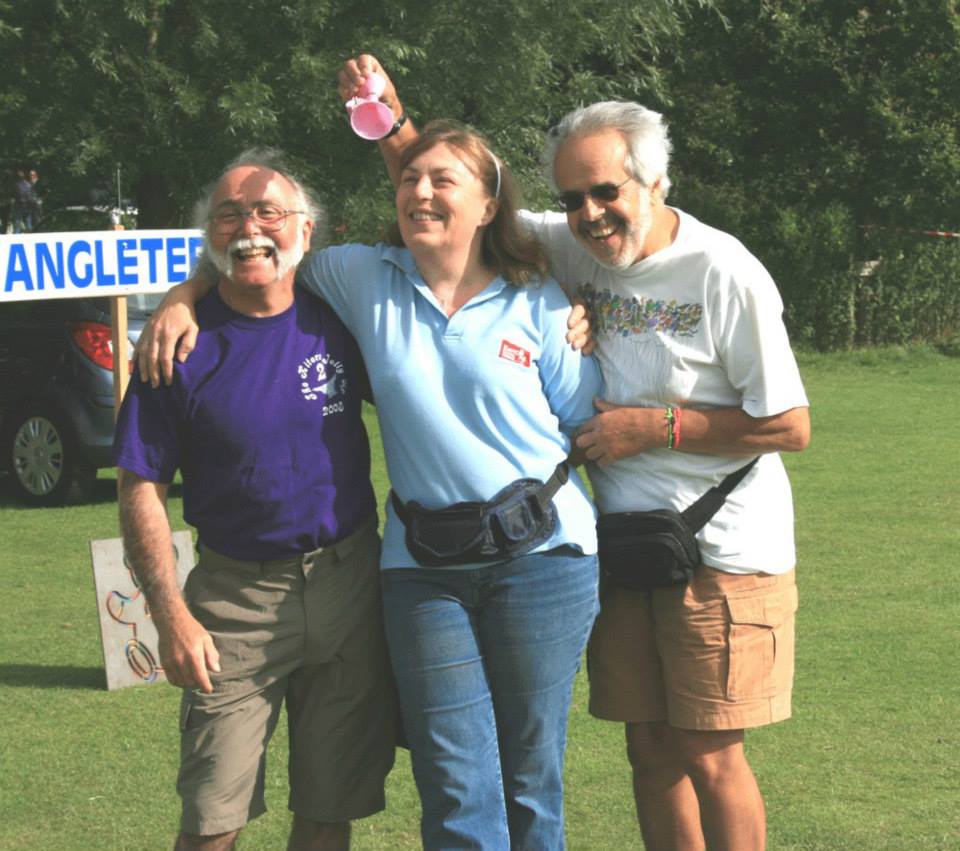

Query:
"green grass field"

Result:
[[1, 346, 958, 850]]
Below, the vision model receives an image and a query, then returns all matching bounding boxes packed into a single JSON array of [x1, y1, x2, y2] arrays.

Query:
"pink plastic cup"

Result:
[[345, 73, 395, 140]]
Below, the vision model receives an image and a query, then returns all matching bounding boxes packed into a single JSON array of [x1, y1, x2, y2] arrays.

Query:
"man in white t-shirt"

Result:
[[341, 56, 810, 851], [529, 103, 810, 851]]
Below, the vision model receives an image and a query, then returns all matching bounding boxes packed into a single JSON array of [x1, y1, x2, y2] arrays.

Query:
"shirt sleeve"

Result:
[[518, 209, 593, 301], [296, 245, 381, 336], [535, 280, 604, 435], [710, 253, 809, 417], [112, 374, 182, 483]]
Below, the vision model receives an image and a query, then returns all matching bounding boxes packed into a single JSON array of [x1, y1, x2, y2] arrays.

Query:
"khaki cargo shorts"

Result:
[[587, 566, 797, 731], [177, 518, 396, 836]]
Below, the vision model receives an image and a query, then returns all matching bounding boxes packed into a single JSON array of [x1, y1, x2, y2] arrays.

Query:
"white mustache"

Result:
[[228, 236, 276, 253]]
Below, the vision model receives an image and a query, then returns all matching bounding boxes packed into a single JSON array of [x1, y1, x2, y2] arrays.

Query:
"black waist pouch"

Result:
[[597, 509, 700, 590], [597, 458, 759, 592], [392, 464, 568, 567]]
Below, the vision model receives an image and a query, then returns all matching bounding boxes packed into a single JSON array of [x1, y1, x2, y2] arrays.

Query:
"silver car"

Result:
[[0, 293, 160, 506]]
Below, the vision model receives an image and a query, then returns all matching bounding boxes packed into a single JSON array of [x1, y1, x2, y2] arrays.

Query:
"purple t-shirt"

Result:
[[113, 287, 376, 559]]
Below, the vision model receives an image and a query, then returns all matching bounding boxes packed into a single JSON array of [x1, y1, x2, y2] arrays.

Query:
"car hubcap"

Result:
[[12, 416, 64, 496]]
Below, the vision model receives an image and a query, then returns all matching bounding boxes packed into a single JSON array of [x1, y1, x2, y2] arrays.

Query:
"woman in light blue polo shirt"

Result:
[[140, 123, 601, 851]]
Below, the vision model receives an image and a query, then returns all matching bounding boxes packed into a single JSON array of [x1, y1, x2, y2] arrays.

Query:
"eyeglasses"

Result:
[[555, 176, 634, 213], [210, 203, 305, 233]]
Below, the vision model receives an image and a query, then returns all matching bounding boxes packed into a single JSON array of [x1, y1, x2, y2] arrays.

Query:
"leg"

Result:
[[655, 568, 798, 851], [174, 831, 240, 851], [625, 722, 704, 851], [286, 523, 395, 829], [672, 729, 765, 851], [382, 567, 510, 851], [590, 580, 704, 848], [479, 547, 599, 851], [176, 549, 302, 838], [287, 816, 350, 851]]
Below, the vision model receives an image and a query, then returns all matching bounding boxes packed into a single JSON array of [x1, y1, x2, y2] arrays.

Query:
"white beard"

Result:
[[206, 232, 305, 283]]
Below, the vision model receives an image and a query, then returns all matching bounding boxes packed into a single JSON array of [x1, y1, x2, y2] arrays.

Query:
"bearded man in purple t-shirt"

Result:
[[113, 150, 396, 851]]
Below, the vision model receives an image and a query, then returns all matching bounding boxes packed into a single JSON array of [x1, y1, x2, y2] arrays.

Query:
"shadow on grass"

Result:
[[0, 663, 106, 689]]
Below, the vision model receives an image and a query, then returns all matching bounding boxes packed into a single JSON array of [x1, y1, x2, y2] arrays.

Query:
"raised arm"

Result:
[[136, 267, 216, 387], [336, 54, 592, 352], [117, 468, 220, 692], [337, 54, 417, 188]]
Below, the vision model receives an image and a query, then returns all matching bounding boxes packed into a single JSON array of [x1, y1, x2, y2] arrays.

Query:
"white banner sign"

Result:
[[0, 229, 204, 303]]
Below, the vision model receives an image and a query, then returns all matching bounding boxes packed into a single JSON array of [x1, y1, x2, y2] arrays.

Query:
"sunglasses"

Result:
[[555, 176, 634, 212]]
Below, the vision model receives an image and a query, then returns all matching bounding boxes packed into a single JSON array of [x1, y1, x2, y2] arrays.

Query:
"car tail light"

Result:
[[68, 321, 133, 373]]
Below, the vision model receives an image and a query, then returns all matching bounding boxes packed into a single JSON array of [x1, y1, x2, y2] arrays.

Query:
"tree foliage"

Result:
[[663, 0, 960, 230], [4, 0, 959, 348], [658, 1, 960, 348], [0, 0, 717, 229]]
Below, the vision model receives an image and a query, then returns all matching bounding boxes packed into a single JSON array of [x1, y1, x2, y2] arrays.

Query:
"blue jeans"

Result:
[[382, 546, 599, 851]]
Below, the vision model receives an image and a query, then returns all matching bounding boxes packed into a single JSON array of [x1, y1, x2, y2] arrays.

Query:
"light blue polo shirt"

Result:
[[298, 243, 602, 568]]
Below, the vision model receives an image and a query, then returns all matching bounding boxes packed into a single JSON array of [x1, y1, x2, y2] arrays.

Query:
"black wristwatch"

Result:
[[383, 112, 408, 139]]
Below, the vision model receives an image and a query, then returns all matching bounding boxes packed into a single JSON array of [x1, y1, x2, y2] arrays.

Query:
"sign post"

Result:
[[111, 297, 130, 414]]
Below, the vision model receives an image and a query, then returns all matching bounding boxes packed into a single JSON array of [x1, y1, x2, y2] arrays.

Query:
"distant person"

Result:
[[11, 166, 42, 232], [26, 168, 43, 225], [114, 149, 396, 851], [344, 55, 812, 851]]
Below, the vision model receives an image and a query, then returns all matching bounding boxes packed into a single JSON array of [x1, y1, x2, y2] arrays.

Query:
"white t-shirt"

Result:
[[521, 207, 809, 574]]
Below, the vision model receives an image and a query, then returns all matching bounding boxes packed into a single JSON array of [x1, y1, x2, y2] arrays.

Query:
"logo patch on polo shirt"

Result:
[[499, 339, 531, 367]]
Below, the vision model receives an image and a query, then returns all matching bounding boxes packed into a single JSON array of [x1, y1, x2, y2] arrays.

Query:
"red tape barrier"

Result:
[[861, 225, 960, 238]]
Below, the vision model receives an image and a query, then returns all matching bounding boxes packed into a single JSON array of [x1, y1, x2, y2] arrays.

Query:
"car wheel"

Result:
[[5, 407, 97, 506]]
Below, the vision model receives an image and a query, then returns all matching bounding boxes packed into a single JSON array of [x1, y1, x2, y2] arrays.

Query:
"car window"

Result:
[[125, 293, 166, 316]]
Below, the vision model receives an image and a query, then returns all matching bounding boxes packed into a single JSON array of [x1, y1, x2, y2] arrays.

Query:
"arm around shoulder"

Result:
[[136, 267, 216, 387]]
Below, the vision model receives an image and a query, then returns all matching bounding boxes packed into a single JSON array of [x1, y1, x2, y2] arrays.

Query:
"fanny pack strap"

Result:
[[391, 462, 569, 525], [390, 489, 410, 523], [534, 461, 569, 510], [679, 457, 760, 533]]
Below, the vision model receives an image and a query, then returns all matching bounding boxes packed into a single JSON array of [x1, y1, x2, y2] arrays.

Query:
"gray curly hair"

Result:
[[544, 102, 672, 197], [193, 147, 326, 238]]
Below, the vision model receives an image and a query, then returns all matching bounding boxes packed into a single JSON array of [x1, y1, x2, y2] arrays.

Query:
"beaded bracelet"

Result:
[[664, 406, 677, 450]]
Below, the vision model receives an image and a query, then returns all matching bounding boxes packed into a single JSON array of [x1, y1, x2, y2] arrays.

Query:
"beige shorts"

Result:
[[177, 518, 397, 836], [587, 566, 797, 731]]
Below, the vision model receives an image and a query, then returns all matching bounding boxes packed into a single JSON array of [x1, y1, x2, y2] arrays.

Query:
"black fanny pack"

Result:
[[597, 458, 759, 591], [391, 463, 568, 567]]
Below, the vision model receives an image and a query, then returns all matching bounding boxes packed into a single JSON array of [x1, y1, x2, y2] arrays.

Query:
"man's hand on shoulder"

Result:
[[566, 298, 595, 354], [135, 281, 204, 387]]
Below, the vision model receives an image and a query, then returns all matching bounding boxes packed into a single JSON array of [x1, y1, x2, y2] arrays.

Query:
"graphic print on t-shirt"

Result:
[[573, 283, 704, 408], [575, 283, 703, 339], [298, 352, 348, 411]]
